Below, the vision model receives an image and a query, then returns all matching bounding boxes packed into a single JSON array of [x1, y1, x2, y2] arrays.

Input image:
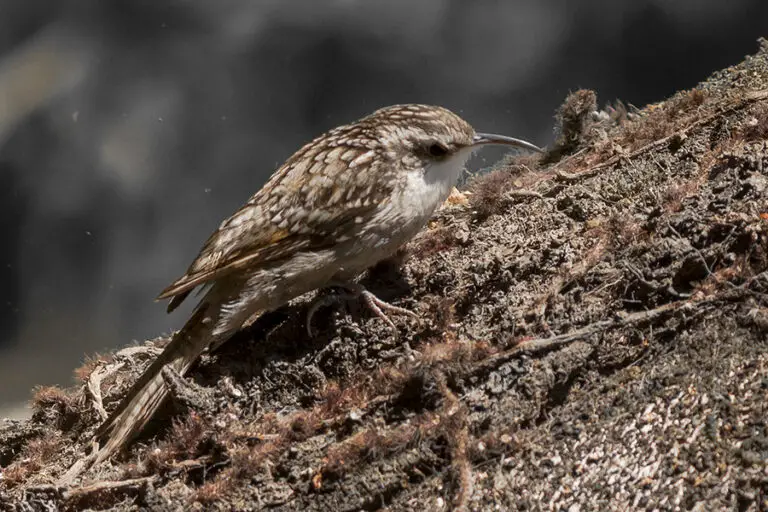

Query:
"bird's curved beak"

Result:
[[472, 133, 544, 153]]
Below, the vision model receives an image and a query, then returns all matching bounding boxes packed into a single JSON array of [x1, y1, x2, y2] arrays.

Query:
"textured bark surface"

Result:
[[2, 40, 768, 512]]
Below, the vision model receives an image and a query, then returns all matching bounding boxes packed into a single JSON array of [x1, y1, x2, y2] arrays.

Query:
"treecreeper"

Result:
[[83, 104, 542, 470]]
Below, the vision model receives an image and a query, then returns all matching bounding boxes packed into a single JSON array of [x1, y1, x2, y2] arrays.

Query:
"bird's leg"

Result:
[[352, 285, 418, 331], [351, 283, 419, 359], [305, 288, 356, 337], [306, 281, 417, 353]]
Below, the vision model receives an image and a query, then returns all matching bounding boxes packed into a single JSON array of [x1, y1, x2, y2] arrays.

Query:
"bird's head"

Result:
[[364, 104, 541, 174], [362, 104, 542, 186]]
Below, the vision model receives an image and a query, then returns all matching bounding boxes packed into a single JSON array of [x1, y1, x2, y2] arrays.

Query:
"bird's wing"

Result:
[[158, 130, 391, 310]]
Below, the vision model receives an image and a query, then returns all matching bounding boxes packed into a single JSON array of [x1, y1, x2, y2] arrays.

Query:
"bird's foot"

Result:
[[306, 282, 417, 343]]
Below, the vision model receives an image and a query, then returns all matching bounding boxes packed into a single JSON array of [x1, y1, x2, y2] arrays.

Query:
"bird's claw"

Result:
[[305, 283, 417, 339]]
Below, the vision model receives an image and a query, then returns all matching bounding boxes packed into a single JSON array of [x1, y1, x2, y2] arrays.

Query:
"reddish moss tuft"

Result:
[[73, 352, 115, 383], [145, 412, 213, 472], [194, 477, 232, 505], [412, 226, 457, 257], [468, 169, 518, 219], [618, 88, 710, 152], [0, 432, 63, 487], [31, 385, 81, 431]]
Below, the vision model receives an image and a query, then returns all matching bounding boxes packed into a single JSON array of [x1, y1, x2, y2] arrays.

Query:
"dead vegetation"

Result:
[[2, 39, 768, 511], [541, 88, 598, 164], [30, 385, 82, 432]]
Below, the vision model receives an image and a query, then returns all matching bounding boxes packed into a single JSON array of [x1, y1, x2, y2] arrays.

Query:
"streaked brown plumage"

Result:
[[88, 104, 542, 466]]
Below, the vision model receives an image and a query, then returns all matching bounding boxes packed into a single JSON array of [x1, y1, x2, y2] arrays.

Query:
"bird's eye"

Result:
[[428, 143, 449, 158]]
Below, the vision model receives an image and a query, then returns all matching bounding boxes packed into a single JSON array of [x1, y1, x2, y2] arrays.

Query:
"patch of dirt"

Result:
[[2, 39, 768, 512]]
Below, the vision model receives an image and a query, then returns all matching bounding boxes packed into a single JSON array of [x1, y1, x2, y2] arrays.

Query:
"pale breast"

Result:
[[331, 147, 473, 277]]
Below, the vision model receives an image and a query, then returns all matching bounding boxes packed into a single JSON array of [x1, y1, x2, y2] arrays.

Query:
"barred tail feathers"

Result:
[[94, 279, 254, 463], [93, 306, 211, 463]]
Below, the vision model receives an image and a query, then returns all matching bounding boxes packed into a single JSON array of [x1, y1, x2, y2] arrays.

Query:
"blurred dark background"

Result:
[[0, 0, 766, 415]]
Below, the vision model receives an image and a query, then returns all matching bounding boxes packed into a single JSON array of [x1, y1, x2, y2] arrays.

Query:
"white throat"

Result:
[[416, 146, 474, 214], [359, 146, 474, 260]]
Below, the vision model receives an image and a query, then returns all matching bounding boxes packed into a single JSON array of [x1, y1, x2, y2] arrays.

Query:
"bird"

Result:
[[92, 104, 542, 464]]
